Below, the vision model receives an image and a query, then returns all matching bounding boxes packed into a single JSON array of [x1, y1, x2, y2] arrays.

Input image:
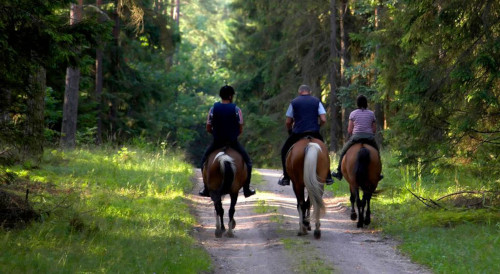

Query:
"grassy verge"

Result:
[[0, 147, 211, 273], [328, 152, 500, 273]]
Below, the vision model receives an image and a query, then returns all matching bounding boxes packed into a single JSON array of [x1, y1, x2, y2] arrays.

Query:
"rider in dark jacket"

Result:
[[199, 85, 256, 198]]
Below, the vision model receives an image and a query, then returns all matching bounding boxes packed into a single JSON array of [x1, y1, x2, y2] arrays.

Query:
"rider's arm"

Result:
[[318, 102, 326, 127], [206, 107, 213, 133], [285, 117, 293, 131], [319, 114, 326, 126], [285, 104, 294, 134], [237, 107, 244, 135], [348, 120, 354, 136]]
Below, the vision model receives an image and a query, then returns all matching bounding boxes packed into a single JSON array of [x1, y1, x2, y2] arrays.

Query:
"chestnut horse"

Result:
[[286, 137, 329, 239], [341, 143, 382, 228], [202, 147, 247, 238]]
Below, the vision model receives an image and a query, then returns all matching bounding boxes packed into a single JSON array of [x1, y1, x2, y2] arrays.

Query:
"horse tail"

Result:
[[355, 146, 371, 189], [303, 143, 326, 218], [215, 152, 235, 193]]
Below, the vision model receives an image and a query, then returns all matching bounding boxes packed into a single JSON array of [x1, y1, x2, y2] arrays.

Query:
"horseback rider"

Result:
[[278, 84, 334, 186], [199, 85, 256, 198], [331, 94, 381, 181]]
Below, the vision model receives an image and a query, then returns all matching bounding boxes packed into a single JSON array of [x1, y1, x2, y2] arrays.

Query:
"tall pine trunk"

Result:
[[24, 65, 46, 164], [329, 0, 341, 152], [374, 4, 384, 148], [340, 0, 352, 143], [61, 1, 83, 149], [95, 0, 104, 144]]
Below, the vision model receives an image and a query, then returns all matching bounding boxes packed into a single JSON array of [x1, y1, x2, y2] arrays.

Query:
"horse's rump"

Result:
[[342, 143, 381, 190], [202, 147, 247, 197], [286, 137, 330, 184]]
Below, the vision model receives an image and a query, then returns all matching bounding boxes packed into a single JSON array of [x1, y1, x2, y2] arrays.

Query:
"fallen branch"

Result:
[[406, 188, 443, 209], [437, 190, 499, 201]]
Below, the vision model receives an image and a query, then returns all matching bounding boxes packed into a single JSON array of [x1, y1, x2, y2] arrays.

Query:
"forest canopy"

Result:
[[0, 0, 498, 176]]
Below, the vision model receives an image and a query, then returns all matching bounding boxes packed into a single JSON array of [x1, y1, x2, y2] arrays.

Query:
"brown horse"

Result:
[[202, 147, 247, 238], [341, 143, 382, 228], [286, 137, 329, 239]]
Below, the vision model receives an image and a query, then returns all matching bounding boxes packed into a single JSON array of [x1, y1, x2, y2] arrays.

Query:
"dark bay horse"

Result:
[[341, 143, 382, 228], [286, 137, 329, 239], [202, 147, 247, 238]]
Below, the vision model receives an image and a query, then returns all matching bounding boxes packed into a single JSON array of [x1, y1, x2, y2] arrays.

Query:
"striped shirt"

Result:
[[349, 109, 375, 134]]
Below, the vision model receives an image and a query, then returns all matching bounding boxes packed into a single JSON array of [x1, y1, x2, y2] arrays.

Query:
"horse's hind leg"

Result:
[[226, 193, 238, 238], [313, 217, 321, 239], [364, 192, 372, 226], [350, 190, 357, 221], [214, 199, 225, 238], [356, 191, 365, 228], [297, 202, 308, 236], [304, 198, 311, 231]]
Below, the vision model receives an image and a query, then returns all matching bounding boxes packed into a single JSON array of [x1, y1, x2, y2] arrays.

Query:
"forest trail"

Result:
[[190, 168, 430, 274]]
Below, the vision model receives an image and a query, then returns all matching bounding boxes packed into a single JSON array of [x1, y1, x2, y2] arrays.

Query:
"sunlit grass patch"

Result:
[[0, 147, 210, 273], [370, 151, 500, 273]]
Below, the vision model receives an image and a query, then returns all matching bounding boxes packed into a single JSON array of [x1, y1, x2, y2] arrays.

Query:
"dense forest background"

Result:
[[1, 0, 499, 175]]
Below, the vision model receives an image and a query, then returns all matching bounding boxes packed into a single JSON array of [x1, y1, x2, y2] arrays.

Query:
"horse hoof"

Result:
[[364, 218, 371, 226], [350, 213, 357, 221], [314, 230, 321, 239], [231, 220, 236, 229], [297, 230, 308, 236], [226, 231, 234, 238], [215, 229, 223, 238], [357, 222, 363, 228]]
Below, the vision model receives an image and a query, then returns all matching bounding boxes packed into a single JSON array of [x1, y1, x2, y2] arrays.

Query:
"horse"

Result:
[[286, 137, 330, 239], [341, 143, 382, 228], [202, 146, 247, 238]]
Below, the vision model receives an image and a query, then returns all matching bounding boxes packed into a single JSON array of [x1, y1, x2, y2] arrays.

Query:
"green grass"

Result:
[[1, 147, 211, 273], [281, 238, 335, 273], [329, 150, 500, 274]]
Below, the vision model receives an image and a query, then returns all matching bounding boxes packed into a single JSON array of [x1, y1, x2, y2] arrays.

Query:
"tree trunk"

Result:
[[329, 0, 341, 152], [0, 89, 10, 124], [374, 4, 384, 148], [24, 65, 46, 163], [95, 0, 104, 144], [175, 0, 180, 25], [61, 1, 83, 149], [340, 0, 352, 143]]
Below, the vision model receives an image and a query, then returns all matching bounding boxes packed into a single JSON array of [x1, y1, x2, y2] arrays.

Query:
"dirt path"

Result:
[[190, 168, 431, 274]]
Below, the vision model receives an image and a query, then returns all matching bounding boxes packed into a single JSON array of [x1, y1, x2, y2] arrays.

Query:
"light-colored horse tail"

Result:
[[214, 152, 236, 192], [303, 143, 326, 219]]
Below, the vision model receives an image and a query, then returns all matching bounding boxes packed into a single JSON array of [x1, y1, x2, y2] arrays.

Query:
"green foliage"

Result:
[[366, 151, 500, 273], [0, 147, 211, 273], [376, 0, 500, 168]]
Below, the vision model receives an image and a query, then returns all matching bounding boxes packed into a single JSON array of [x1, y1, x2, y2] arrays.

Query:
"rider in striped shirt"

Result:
[[331, 95, 381, 181]]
